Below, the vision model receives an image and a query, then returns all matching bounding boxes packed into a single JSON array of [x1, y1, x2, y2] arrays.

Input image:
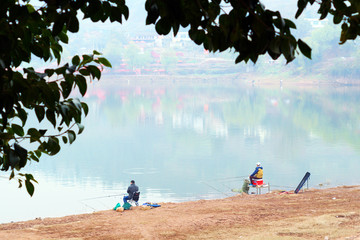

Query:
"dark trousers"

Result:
[[249, 176, 261, 185], [123, 195, 130, 204]]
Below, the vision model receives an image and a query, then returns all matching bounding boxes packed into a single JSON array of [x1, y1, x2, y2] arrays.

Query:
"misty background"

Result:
[[25, 0, 360, 83]]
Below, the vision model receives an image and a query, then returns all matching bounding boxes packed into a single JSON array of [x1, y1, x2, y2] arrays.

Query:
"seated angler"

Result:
[[249, 162, 263, 186], [123, 180, 139, 204]]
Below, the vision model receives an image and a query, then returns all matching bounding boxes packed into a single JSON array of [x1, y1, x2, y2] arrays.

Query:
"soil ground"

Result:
[[1, 186, 360, 240]]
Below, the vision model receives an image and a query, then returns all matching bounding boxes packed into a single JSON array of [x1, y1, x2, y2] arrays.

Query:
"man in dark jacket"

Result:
[[123, 180, 139, 204]]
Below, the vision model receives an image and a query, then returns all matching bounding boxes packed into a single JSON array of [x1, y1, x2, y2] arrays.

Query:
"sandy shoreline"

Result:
[[1, 185, 360, 240]]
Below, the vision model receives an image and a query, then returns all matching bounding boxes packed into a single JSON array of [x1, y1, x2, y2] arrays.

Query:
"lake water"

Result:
[[1, 78, 360, 223]]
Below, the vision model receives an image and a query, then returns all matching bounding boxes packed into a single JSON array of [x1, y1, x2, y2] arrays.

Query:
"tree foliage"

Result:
[[0, 0, 126, 195], [145, 0, 311, 64], [295, 0, 360, 44], [1, 0, 359, 196]]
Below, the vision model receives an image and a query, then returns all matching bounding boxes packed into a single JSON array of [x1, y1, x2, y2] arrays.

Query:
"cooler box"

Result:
[[252, 179, 263, 186]]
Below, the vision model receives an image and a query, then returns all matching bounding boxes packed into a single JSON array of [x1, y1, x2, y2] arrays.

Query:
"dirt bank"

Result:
[[1, 186, 360, 240]]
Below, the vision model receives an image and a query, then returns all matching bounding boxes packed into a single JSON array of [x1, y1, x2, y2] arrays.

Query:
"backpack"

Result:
[[132, 191, 140, 202]]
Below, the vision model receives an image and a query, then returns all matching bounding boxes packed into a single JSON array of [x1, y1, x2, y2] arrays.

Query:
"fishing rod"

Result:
[[221, 178, 248, 183], [80, 195, 121, 211], [206, 175, 249, 182], [220, 182, 235, 192], [79, 200, 97, 211], [97, 199, 112, 209], [199, 181, 231, 197], [81, 194, 123, 201]]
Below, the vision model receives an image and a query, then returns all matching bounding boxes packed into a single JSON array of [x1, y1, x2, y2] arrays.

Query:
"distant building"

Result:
[[304, 18, 328, 28], [171, 32, 191, 47]]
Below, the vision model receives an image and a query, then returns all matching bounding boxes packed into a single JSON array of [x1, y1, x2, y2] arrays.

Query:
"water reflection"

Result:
[[1, 79, 360, 223]]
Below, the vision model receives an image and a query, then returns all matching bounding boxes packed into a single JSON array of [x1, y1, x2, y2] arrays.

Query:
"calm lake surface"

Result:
[[1, 77, 360, 223]]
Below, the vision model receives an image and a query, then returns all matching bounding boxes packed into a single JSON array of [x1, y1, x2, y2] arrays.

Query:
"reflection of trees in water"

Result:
[[84, 85, 360, 152], [37, 84, 360, 193], [287, 88, 360, 150]]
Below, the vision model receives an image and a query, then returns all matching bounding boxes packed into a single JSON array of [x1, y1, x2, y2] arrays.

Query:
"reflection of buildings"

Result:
[[172, 113, 228, 138], [243, 126, 269, 144]]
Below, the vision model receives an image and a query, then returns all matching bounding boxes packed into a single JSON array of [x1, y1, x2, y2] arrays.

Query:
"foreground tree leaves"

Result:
[[295, 0, 360, 44], [145, 0, 309, 64], [0, 0, 123, 196], [0, 51, 111, 196]]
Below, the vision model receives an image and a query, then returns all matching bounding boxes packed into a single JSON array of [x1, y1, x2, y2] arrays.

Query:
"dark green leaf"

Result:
[[26, 4, 36, 13], [29, 152, 39, 162], [9, 150, 20, 169], [77, 123, 84, 134], [39, 129, 47, 136], [25, 179, 34, 196], [172, 23, 179, 37], [34, 150, 41, 158], [319, 0, 331, 20], [52, 17, 65, 36], [67, 15, 80, 33], [12, 124, 24, 136], [269, 37, 281, 54], [284, 19, 296, 29], [121, 5, 129, 20], [2, 154, 10, 171], [295, 0, 308, 19], [235, 53, 247, 64], [9, 170, 15, 180], [58, 30, 69, 44], [14, 143, 27, 168], [97, 57, 112, 68], [60, 81, 72, 99], [75, 75, 87, 96], [333, 14, 343, 24], [27, 128, 41, 142], [189, 29, 205, 45], [44, 69, 55, 77], [47, 137, 61, 155], [333, 0, 347, 11], [71, 98, 82, 112], [26, 174, 37, 183], [16, 108, 28, 126], [31, 45, 44, 58], [68, 130, 76, 144], [110, 6, 123, 23], [155, 18, 172, 35], [79, 68, 90, 76], [81, 102, 89, 116], [87, 65, 101, 79], [81, 55, 93, 66], [298, 39, 312, 59], [145, 2, 159, 24], [46, 109, 56, 127], [35, 106, 45, 122], [72, 55, 80, 66]]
